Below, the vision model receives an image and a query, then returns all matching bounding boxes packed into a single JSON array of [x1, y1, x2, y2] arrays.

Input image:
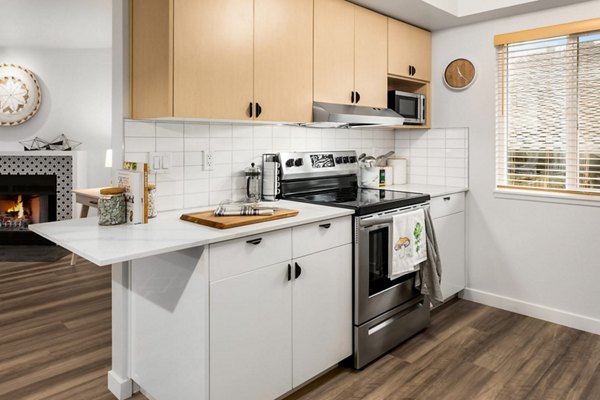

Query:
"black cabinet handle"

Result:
[[356, 92, 360, 103], [413, 66, 417, 76], [246, 238, 262, 245], [351, 91, 355, 103], [319, 223, 331, 229], [287, 264, 291, 281], [294, 262, 302, 279], [443, 196, 451, 201], [248, 102, 253, 118], [256, 102, 262, 118]]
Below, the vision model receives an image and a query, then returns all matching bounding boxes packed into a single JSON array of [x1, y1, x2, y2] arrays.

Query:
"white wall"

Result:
[[0, 0, 112, 188], [432, 0, 600, 332]]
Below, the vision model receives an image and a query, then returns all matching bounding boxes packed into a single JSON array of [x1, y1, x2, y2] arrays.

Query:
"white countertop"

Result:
[[383, 184, 468, 198], [30, 200, 353, 266]]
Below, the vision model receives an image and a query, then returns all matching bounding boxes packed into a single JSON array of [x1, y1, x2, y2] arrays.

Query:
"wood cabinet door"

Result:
[[173, 0, 254, 119], [314, 0, 355, 105], [388, 18, 432, 82], [210, 262, 292, 400], [130, 0, 173, 119], [254, 0, 313, 122], [354, 6, 388, 108], [433, 212, 465, 301], [292, 244, 352, 387]]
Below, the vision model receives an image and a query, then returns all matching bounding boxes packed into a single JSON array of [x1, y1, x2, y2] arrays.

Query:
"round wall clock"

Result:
[[0, 64, 42, 126], [444, 58, 476, 90]]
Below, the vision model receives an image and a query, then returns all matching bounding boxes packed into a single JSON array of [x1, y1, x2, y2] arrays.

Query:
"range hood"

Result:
[[304, 101, 405, 128]]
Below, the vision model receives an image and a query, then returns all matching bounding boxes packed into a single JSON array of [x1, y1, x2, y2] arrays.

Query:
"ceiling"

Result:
[[350, 0, 593, 31], [0, 0, 112, 48]]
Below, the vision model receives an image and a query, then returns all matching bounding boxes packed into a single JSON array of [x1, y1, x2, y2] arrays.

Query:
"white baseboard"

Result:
[[462, 288, 600, 335], [108, 370, 133, 400]]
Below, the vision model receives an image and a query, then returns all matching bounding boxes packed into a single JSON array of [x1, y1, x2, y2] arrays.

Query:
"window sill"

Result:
[[494, 188, 600, 207]]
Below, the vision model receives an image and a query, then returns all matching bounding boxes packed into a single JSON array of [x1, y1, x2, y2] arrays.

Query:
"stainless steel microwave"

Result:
[[387, 90, 426, 125]]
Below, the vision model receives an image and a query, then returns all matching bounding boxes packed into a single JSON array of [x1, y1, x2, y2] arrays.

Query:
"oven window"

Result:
[[368, 226, 414, 296]]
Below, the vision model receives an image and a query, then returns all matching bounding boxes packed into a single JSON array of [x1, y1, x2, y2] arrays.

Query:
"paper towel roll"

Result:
[[387, 158, 407, 185]]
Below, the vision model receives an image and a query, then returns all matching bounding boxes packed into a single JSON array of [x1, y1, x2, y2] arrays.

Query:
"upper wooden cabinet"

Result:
[[130, 0, 173, 119], [131, 0, 313, 122], [388, 18, 432, 82], [354, 7, 388, 108], [174, 0, 254, 120], [314, 0, 387, 108], [254, 0, 313, 122]]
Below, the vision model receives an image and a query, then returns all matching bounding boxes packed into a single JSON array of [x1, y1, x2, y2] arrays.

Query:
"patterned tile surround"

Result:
[[123, 121, 469, 212], [0, 156, 73, 220]]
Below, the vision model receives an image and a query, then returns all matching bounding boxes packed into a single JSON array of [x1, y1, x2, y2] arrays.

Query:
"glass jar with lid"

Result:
[[98, 187, 126, 226]]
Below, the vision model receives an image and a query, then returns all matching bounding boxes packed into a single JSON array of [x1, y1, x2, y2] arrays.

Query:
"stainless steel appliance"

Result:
[[261, 153, 280, 201], [305, 102, 405, 128], [278, 150, 430, 369], [387, 90, 426, 125]]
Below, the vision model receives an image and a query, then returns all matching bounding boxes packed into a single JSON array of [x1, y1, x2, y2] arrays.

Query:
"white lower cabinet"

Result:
[[209, 216, 352, 400], [209, 262, 293, 400], [430, 193, 466, 301], [292, 244, 352, 386]]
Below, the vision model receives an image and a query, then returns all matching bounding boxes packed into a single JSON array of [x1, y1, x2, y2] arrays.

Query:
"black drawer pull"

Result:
[[287, 264, 291, 281], [319, 223, 331, 229], [246, 238, 262, 245], [295, 262, 302, 279], [443, 196, 451, 201]]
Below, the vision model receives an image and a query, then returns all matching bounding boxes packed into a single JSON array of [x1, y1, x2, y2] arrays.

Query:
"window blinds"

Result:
[[496, 31, 600, 195]]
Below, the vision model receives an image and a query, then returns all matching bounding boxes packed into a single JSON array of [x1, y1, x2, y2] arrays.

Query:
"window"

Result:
[[495, 20, 600, 196]]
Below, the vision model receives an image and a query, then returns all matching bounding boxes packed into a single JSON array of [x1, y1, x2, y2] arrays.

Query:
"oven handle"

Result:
[[358, 205, 427, 228]]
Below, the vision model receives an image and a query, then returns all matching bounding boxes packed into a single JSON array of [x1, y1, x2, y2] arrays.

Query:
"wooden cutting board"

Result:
[[180, 208, 299, 229]]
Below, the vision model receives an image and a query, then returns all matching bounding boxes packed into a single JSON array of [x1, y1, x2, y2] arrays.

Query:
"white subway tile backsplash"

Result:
[[184, 179, 209, 194], [210, 124, 233, 138], [124, 137, 155, 153], [185, 166, 209, 180], [156, 195, 184, 212], [185, 137, 209, 151], [124, 120, 155, 137], [185, 123, 210, 138], [394, 127, 469, 187], [156, 123, 184, 138], [210, 137, 233, 151], [184, 193, 209, 209], [157, 137, 184, 152], [124, 121, 398, 210]]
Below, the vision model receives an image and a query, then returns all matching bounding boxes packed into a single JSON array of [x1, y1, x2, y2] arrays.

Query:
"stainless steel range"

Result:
[[278, 150, 431, 369]]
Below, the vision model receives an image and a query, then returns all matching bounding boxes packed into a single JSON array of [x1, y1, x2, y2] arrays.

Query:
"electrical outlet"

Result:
[[205, 151, 214, 171]]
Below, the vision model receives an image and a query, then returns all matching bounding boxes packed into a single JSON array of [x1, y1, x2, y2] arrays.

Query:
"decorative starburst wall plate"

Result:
[[0, 64, 42, 126]]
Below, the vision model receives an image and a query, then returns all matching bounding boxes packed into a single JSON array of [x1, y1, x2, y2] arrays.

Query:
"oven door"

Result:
[[355, 209, 422, 325]]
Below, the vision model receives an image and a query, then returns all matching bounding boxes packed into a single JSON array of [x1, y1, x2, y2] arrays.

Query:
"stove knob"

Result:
[[294, 158, 304, 167], [286, 158, 295, 168], [342, 156, 349, 164], [349, 156, 357, 163], [335, 157, 343, 164]]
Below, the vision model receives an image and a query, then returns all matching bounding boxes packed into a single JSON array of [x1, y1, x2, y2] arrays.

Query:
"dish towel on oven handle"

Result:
[[390, 208, 427, 279], [415, 207, 443, 306]]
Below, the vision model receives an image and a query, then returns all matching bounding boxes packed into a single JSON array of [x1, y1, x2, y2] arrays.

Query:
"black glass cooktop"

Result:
[[285, 187, 430, 216]]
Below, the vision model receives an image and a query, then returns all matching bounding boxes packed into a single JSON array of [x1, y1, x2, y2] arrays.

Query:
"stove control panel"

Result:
[[279, 150, 358, 180]]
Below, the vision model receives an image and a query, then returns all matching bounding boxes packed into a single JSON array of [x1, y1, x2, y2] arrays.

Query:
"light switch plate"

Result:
[[149, 152, 172, 174]]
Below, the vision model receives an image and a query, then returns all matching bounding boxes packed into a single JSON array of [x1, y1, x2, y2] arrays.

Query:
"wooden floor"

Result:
[[1, 257, 600, 400]]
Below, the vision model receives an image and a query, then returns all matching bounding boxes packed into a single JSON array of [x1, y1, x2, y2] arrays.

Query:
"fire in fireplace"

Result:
[[0, 175, 57, 245]]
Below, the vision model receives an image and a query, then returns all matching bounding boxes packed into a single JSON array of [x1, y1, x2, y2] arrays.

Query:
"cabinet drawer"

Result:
[[292, 216, 352, 258], [209, 229, 292, 282], [430, 193, 465, 219]]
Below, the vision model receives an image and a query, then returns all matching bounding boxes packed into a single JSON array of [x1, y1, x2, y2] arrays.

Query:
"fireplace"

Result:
[[0, 175, 57, 245]]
